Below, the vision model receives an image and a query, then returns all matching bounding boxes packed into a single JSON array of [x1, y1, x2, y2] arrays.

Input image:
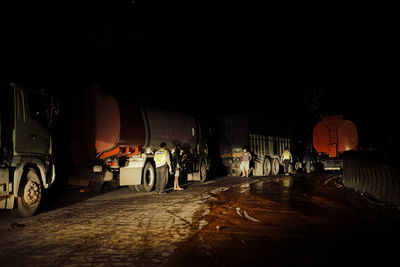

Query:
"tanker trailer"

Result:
[[68, 85, 209, 192], [313, 115, 358, 171]]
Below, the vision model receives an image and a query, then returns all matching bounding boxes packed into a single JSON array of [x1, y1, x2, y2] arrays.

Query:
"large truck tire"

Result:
[[271, 158, 280, 176], [139, 162, 155, 192], [128, 185, 142, 192], [88, 181, 103, 192], [199, 159, 207, 183], [127, 162, 155, 192], [17, 168, 42, 217], [263, 158, 271, 176], [103, 180, 119, 191]]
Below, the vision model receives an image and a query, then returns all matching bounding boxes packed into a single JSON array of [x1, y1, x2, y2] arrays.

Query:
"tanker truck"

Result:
[[1, 82, 57, 217], [68, 85, 210, 192], [313, 115, 358, 171]]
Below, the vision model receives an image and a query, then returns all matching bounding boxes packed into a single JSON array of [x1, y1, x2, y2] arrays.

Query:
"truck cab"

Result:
[[1, 83, 56, 217]]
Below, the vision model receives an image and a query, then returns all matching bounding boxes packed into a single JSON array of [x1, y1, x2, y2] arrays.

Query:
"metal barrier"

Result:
[[342, 151, 400, 206]]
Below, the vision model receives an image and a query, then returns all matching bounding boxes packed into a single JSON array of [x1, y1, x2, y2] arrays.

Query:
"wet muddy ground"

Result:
[[1, 174, 399, 266], [166, 174, 400, 266]]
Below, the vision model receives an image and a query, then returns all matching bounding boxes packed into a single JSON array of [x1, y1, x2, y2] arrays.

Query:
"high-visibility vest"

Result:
[[154, 148, 168, 167], [282, 150, 292, 160]]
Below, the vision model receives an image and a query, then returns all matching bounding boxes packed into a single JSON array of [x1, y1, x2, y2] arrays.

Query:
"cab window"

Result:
[[16, 90, 25, 122], [28, 92, 48, 126]]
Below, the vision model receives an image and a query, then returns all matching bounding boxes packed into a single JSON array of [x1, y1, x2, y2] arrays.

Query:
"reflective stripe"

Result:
[[154, 149, 168, 166]]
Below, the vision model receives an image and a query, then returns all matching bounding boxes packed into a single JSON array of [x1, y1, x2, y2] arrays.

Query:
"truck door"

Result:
[[26, 91, 51, 156], [14, 88, 31, 155]]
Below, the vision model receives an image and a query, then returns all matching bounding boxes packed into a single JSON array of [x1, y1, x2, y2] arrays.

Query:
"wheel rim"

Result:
[[272, 160, 279, 175], [264, 159, 271, 175], [295, 162, 299, 172], [199, 161, 207, 181], [145, 168, 154, 186], [201, 163, 207, 179], [23, 177, 41, 207]]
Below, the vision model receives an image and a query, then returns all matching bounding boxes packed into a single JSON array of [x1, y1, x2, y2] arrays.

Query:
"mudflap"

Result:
[[0, 168, 14, 209], [0, 196, 15, 209], [119, 167, 142, 186], [188, 172, 200, 181]]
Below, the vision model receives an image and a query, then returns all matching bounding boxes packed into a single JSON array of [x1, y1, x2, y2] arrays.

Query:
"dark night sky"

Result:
[[2, 1, 398, 147]]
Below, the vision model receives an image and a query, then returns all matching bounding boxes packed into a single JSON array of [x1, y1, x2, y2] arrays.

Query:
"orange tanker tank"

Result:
[[313, 115, 358, 158]]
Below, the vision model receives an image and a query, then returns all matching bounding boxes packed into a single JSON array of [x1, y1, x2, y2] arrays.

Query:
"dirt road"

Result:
[[1, 174, 399, 266]]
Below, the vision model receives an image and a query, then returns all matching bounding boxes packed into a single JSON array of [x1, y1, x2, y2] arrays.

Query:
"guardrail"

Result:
[[342, 151, 400, 206]]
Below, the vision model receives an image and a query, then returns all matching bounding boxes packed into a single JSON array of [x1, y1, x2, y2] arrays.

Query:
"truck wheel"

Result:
[[103, 180, 119, 191], [294, 162, 301, 173], [140, 162, 155, 192], [271, 158, 280, 176], [88, 181, 103, 192], [17, 168, 42, 217], [128, 185, 143, 192], [199, 159, 207, 183], [263, 158, 271, 176]]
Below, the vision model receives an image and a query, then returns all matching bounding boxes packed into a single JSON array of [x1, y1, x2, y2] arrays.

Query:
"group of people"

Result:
[[154, 142, 314, 194], [153, 142, 184, 194], [239, 146, 294, 177], [239, 146, 313, 177], [281, 147, 314, 174], [239, 147, 294, 177]]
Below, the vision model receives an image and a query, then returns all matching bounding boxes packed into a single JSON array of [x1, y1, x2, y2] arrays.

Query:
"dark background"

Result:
[[2, 0, 398, 150]]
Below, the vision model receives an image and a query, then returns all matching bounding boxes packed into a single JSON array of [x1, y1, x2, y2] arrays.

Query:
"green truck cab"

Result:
[[0, 83, 56, 217]]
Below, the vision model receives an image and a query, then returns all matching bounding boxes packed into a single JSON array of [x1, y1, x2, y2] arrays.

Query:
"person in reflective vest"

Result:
[[154, 142, 172, 194], [281, 147, 293, 175]]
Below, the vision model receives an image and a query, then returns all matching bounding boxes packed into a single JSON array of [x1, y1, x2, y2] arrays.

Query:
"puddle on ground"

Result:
[[212, 174, 342, 220], [249, 175, 313, 203], [248, 175, 326, 217], [167, 174, 400, 267]]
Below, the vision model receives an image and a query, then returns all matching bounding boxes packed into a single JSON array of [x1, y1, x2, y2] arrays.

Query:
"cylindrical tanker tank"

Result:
[[139, 105, 197, 150], [93, 93, 198, 154], [72, 85, 199, 156], [313, 115, 358, 157], [313, 115, 358, 171], [94, 91, 121, 154]]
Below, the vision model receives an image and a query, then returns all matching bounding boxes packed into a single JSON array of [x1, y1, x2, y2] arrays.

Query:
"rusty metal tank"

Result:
[[313, 115, 358, 158], [92, 90, 197, 154], [70, 85, 198, 161], [117, 102, 197, 151], [94, 91, 121, 153]]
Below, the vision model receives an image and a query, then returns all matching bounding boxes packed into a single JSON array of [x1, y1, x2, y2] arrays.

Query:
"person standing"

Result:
[[172, 144, 184, 190], [154, 142, 172, 194], [240, 148, 252, 177], [281, 147, 293, 175]]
